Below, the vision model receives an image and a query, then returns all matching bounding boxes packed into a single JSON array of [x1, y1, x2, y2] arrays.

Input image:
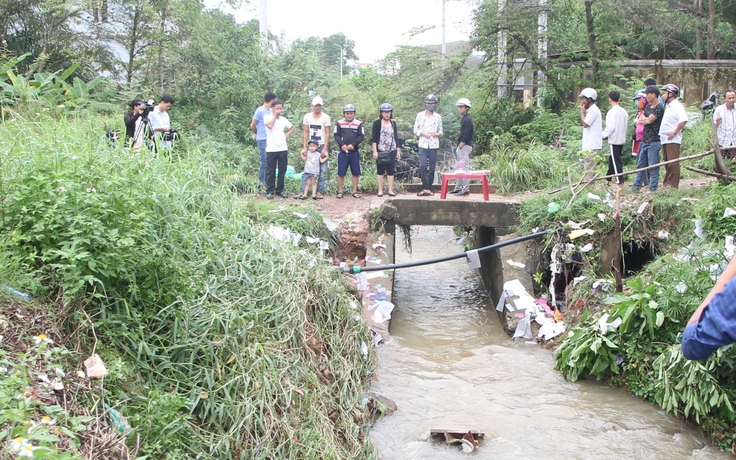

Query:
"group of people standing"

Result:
[[250, 92, 474, 199], [578, 78, 688, 192], [123, 95, 177, 151]]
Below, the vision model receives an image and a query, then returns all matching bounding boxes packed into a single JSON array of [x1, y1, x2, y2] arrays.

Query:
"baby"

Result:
[[299, 138, 327, 199]]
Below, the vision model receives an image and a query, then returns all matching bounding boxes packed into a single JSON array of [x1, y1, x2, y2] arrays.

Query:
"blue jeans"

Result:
[[418, 147, 438, 190], [632, 141, 661, 191], [256, 139, 267, 184], [300, 152, 328, 194]]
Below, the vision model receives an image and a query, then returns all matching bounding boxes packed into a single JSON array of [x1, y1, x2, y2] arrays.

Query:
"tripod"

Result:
[[132, 114, 156, 153]]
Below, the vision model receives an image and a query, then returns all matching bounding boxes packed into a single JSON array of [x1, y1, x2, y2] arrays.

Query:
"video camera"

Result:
[[163, 128, 180, 142], [141, 99, 156, 117]]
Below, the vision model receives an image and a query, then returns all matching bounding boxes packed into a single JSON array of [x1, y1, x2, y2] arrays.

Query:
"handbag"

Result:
[[377, 151, 393, 165]]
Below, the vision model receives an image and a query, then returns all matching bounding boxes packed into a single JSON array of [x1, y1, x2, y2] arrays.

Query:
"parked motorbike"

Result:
[[700, 91, 720, 113]]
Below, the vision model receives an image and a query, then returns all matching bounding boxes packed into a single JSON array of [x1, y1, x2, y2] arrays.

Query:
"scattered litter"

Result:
[[580, 243, 594, 252], [566, 220, 591, 230], [105, 404, 132, 436], [598, 213, 606, 222], [323, 218, 339, 232], [513, 315, 533, 339], [694, 218, 705, 239], [365, 271, 386, 279], [372, 243, 386, 250], [291, 233, 302, 246], [84, 354, 108, 379], [637, 202, 649, 214], [547, 202, 560, 214], [598, 313, 622, 332], [457, 234, 467, 245], [506, 259, 526, 269], [727, 236, 735, 257], [349, 301, 358, 310], [586, 192, 601, 200], [360, 342, 369, 358], [525, 341, 537, 345], [568, 229, 594, 240], [1, 285, 31, 301], [305, 236, 319, 244], [573, 276, 587, 285], [723, 208, 736, 218], [676, 282, 687, 294], [266, 226, 291, 243], [592, 279, 613, 292], [466, 249, 481, 269], [372, 301, 395, 323], [538, 321, 566, 341], [293, 212, 309, 219], [365, 256, 382, 264], [267, 206, 286, 213], [655, 230, 669, 240], [357, 273, 368, 291]]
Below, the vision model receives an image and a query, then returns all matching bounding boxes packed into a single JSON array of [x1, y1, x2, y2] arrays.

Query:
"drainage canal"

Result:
[[368, 225, 728, 459]]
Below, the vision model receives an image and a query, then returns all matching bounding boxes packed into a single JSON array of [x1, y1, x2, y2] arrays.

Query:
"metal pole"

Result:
[[259, 0, 268, 51], [442, 0, 447, 58]]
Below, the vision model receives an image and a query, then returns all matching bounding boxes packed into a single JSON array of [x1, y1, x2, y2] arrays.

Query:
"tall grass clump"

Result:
[[0, 109, 377, 459]]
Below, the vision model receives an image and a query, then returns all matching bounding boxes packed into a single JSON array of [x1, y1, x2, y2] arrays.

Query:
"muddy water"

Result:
[[369, 226, 729, 460]]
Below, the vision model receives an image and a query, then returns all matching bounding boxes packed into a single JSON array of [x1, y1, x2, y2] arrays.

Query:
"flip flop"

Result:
[[315, 193, 324, 200], [388, 192, 396, 196], [336, 193, 343, 199], [377, 193, 383, 197], [417, 191, 430, 196], [352, 193, 361, 198]]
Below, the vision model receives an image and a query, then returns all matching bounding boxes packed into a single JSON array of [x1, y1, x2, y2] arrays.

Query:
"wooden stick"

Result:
[[550, 149, 714, 194], [685, 166, 736, 181]]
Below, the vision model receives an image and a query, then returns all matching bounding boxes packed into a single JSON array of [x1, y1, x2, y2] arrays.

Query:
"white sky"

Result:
[[207, 0, 476, 63]]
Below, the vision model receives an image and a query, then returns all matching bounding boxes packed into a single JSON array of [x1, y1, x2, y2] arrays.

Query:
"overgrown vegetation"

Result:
[[0, 108, 377, 458]]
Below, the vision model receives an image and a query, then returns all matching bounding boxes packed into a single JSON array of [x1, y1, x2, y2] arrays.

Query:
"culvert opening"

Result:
[[533, 239, 657, 301], [622, 240, 657, 275]]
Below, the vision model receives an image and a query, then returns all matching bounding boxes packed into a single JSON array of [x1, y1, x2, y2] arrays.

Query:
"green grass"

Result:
[[0, 108, 377, 459]]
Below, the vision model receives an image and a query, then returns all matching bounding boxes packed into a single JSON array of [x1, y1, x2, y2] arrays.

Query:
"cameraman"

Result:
[[148, 94, 178, 149], [124, 99, 146, 147]]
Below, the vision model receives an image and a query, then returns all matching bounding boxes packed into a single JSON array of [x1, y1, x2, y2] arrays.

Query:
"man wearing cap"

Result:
[[413, 94, 443, 196], [578, 87, 602, 179], [659, 84, 688, 189], [450, 98, 474, 196], [632, 86, 665, 193], [714, 89, 736, 170], [250, 91, 277, 186], [297, 96, 331, 199]]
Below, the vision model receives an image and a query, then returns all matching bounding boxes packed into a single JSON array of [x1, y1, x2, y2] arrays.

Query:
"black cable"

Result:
[[342, 230, 550, 274]]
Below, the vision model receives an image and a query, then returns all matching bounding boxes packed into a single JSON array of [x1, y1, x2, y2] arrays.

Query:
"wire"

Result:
[[342, 230, 550, 274]]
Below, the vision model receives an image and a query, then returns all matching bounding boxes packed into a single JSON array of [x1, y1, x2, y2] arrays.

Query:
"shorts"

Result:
[[376, 151, 396, 176], [337, 150, 361, 177], [302, 172, 317, 181]]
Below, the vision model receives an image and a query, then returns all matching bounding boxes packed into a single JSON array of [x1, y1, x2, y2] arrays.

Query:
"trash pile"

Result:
[[497, 279, 567, 343]]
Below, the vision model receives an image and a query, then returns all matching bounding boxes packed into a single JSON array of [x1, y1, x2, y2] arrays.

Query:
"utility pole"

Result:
[[537, 0, 547, 106], [442, 0, 447, 58], [259, 0, 268, 51], [497, 0, 507, 98]]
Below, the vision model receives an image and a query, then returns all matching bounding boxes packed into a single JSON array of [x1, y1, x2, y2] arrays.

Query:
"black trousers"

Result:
[[606, 144, 624, 184], [266, 150, 288, 194]]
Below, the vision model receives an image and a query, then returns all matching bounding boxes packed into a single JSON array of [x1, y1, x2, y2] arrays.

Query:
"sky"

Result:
[[207, 0, 476, 63]]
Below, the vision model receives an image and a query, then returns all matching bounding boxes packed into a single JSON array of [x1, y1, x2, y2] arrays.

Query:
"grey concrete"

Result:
[[378, 198, 520, 234]]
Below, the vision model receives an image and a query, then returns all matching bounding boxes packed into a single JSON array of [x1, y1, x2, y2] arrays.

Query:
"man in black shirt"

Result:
[[450, 98, 475, 195], [631, 86, 664, 193]]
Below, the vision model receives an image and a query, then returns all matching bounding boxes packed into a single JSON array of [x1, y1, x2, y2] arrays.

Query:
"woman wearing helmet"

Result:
[[413, 94, 443, 196], [372, 103, 401, 197]]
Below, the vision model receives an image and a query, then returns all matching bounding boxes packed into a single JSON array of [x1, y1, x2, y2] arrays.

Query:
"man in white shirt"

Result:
[[579, 87, 602, 178], [413, 94, 443, 196], [148, 94, 176, 150], [714, 90, 736, 172], [659, 84, 688, 189], [297, 95, 331, 199], [264, 101, 295, 199], [601, 91, 629, 188]]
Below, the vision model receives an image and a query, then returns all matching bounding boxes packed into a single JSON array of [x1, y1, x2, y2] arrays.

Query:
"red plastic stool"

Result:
[[440, 171, 491, 200]]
